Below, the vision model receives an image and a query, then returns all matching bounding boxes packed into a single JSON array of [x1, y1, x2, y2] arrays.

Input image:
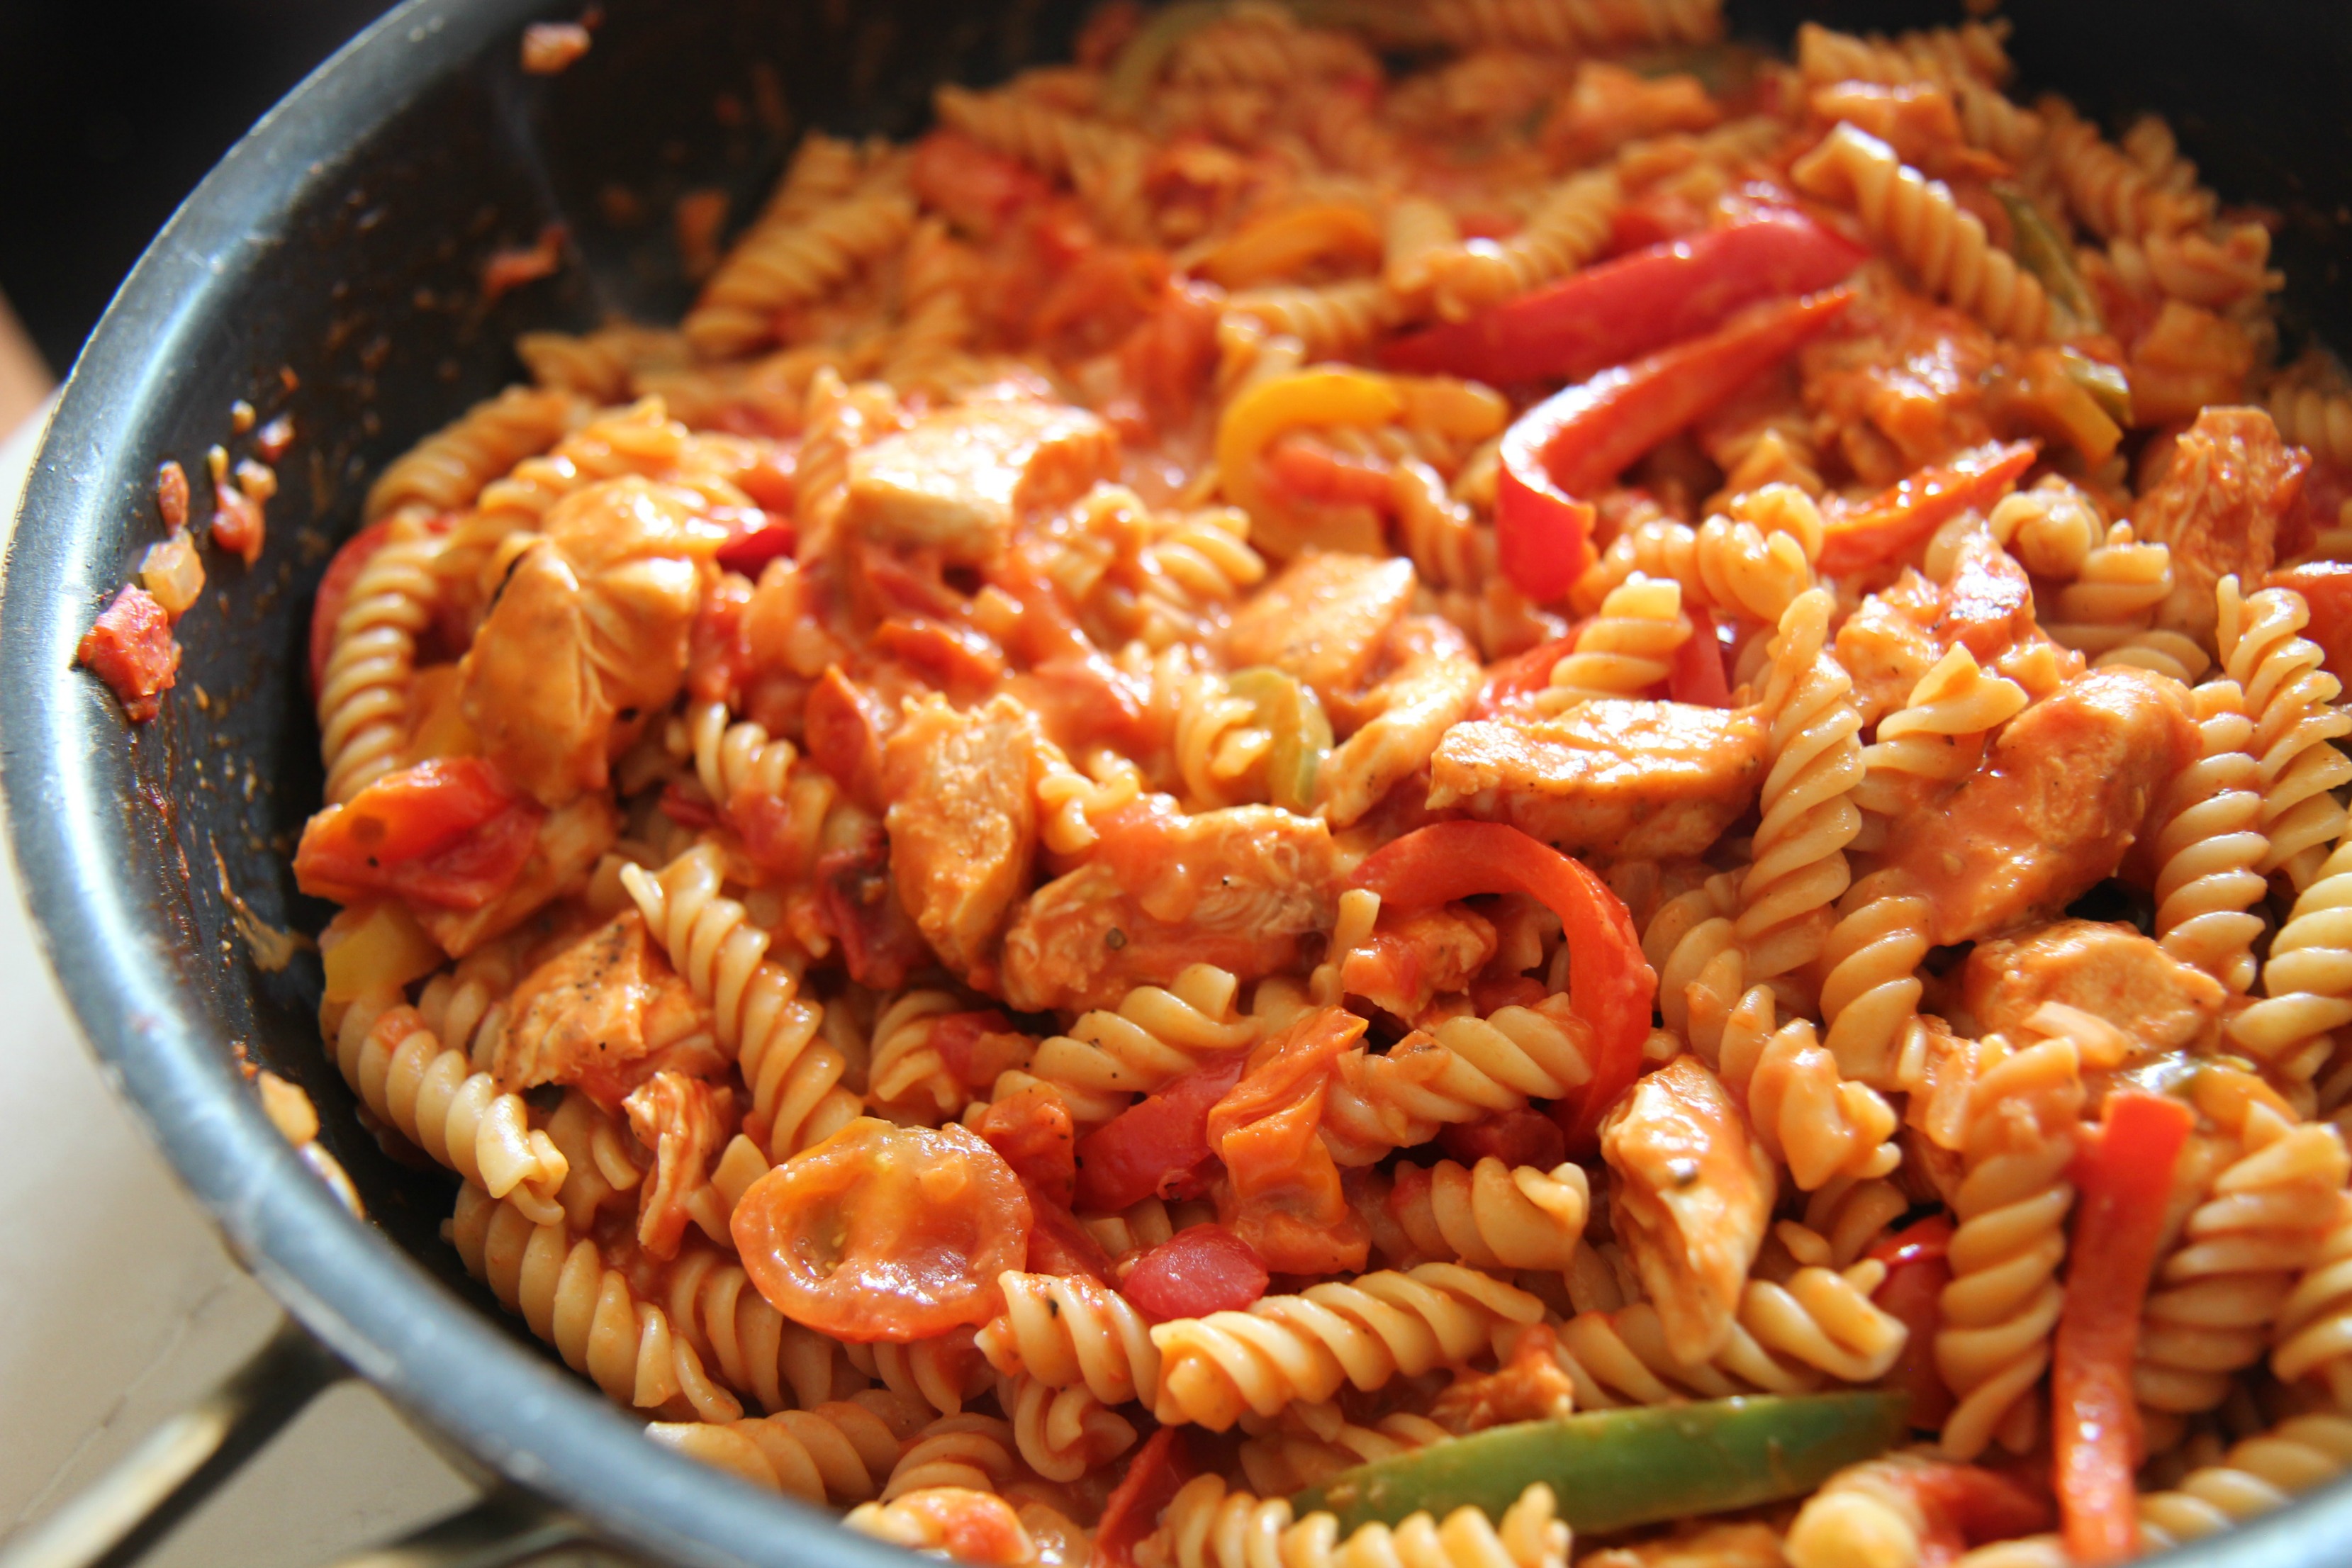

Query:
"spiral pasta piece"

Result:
[[1818, 871, 1933, 1087], [652, 1242, 852, 1415], [1320, 1004, 1598, 1165], [935, 83, 1150, 185], [685, 180, 917, 359], [1167, 4, 1378, 89], [1718, 986, 1898, 1192], [1026, 964, 1255, 1126], [447, 1182, 739, 1420], [1792, 124, 2049, 342], [334, 990, 568, 1214], [2136, 1415, 2352, 1550], [1570, 491, 1821, 625], [2235, 834, 2352, 1089], [977, 1271, 1162, 1406], [1149, 1264, 1544, 1430], [644, 1392, 919, 1505], [1793, 23, 2036, 162], [2272, 384, 2352, 473], [1936, 1035, 2083, 1460], [1223, 281, 1405, 364], [2271, 1189, 2352, 1404], [1428, 0, 1722, 49], [2217, 576, 2352, 891], [622, 843, 863, 1158], [2146, 679, 2269, 993], [1548, 1264, 1903, 1409], [1149, 1474, 1569, 1568], [362, 383, 584, 524], [1360, 1158, 1591, 1274], [883, 1411, 1024, 1501], [997, 1372, 1138, 1484], [515, 324, 690, 404], [316, 515, 445, 804], [2138, 1109, 2349, 1413], [2044, 100, 2213, 242], [1539, 573, 1689, 713], [1427, 170, 1620, 323], [1851, 644, 2027, 840], [864, 990, 970, 1122], [846, 1330, 995, 1418], [1237, 1407, 1449, 1496], [1737, 589, 1865, 986]]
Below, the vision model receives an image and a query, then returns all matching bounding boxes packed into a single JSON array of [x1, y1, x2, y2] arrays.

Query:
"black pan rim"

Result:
[[0, 2, 917, 1563], [3, 0, 2351, 1563]]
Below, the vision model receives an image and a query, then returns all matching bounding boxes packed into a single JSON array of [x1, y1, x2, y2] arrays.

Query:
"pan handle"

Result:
[[0, 1318, 349, 1568]]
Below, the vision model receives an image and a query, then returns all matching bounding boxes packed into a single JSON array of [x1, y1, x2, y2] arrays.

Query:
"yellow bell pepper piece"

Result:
[[1217, 368, 1405, 558]]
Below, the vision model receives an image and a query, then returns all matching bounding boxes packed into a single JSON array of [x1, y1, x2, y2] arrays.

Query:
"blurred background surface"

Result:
[[0, 0, 399, 380]]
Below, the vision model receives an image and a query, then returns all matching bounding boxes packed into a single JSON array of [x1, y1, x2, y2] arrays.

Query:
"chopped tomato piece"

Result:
[[1024, 1184, 1117, 1282], [293, 758, 546, 909], [732, 1118, 1031, 1342], [912, 130, 1051, 240], [931, 1009, 1021, 1087], [1817, 441, 2039, 575], [2270, 561, 2352, 683], [1350, 822, 1652, 1150], [711, 506, 797, 575], [77, 584, 181, 723], [685, 572, 752, 705], [1073, 1047, 1252, 1213], [1206, 1008, 1370, 1275], [802, 666, 890, 809], [813, 832, 927, 990], [1869, 1214, 1956, 1430], [308, 520, 399, 696], [1438, 1109, 1569, 1172], [1120, 1224, 1270, 1323], [979, 1082, 1080, 1206]]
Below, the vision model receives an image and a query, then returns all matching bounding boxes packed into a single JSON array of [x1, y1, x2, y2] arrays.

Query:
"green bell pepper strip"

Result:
[[1996, 188, 2100, 333], [1291, 1392, 1908, 1536], [1225, 667, 1331, 814]]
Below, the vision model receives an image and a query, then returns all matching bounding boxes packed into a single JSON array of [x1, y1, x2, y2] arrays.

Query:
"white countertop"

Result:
[[0, 404, 478, 1564]]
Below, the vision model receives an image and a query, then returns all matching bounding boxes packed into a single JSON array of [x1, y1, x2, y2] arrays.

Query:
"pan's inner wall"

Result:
[[11, 0, 2350, 1450]]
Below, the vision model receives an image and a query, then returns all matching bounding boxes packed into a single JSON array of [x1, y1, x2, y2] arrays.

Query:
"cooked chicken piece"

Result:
[[1340, 904, 1499, 1020], [1224, 552, 1416, 708], [461, 477, 719, 806], [624, 1070, 736, 1261], [999, 802, 1338, 1012], [842, 397, 1119, 563], [1430, 1323, 1578, 1434], [1882, 667, 2199, 946], [1934, 524, 2036, 663], [1428, 700, 1769, 862], [1836, 572, 1944, 729], [2141, 407, 2306, 639], [418, 794, 618, 958], [1602, 1055, 1776, 1365], [1318, 615, 1483, 827], [882, 693, 1044, 987], [496, 909, 712, 1102], [1961, 919, 2224, 1056]]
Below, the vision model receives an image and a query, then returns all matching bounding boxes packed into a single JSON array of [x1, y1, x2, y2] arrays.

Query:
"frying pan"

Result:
[[3, 1, 2349, 1564]]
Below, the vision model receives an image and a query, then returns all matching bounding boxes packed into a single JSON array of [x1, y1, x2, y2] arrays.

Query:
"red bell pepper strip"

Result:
[[1816, 441, 2040, 576], [1120, 1223, 1270, 1323], [1073, 1047, 1253, 1212], [712, 505, 797, 575], [1348, 822, 1654, 1150], [1868, 1214, 1956, 1430], [1383, 212, 1866, 384], [1666, 605, 1731, 706], [2054, 1090, 2193, 1566], [1496, 289, 1856, 600], [1092, 1427, 1197, 1568], [1471, 634, 1578, 721]]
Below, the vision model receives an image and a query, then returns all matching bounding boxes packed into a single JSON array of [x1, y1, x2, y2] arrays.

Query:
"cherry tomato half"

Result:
[[732, 1118, 1032, 1343]]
